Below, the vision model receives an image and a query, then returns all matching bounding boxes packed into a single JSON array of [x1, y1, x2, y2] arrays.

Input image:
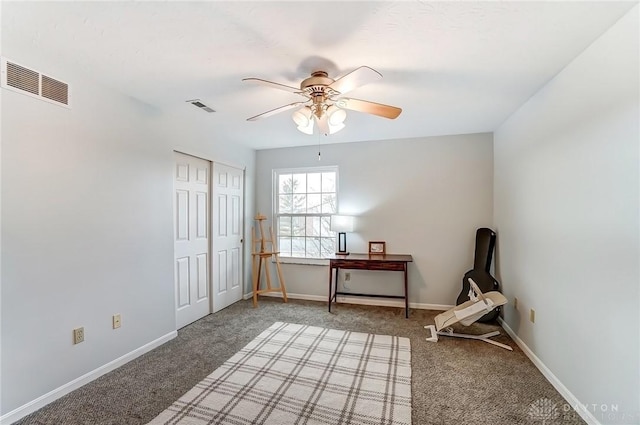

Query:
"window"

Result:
[[274, 167, 337, 259]]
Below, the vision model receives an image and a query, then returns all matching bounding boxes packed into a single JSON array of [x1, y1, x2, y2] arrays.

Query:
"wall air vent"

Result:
[[186, 99, 215, 113], [6, 62, 39, 95], [1, 57, 71, 108], [41, 75, 69, 105]]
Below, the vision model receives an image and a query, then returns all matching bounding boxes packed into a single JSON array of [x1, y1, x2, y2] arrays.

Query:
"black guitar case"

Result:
[[456, 228, 501, 322]]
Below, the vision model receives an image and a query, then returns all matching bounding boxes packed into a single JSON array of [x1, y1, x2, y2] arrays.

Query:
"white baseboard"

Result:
[[333, 295, 453, 311], [261, 292, 326, 302], [498, 318, 600, 425], [0, 331, 177, 425], [249, 291, 453, 311]]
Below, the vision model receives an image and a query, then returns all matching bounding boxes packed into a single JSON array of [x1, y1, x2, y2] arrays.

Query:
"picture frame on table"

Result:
[[368, 241, 386, 255]]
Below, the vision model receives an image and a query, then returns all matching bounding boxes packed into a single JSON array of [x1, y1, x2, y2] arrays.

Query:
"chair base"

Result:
[[424, 325, 513, 351]]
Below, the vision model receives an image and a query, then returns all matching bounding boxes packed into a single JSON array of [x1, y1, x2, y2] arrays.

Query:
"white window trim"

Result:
[[275, 257, 329, 266], [273, 166, 339, 263]]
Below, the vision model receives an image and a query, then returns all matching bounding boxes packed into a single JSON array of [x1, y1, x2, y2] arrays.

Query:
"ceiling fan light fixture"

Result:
[[297, 116, 314, 135], [327, 105, 347, 126], [297, 124, 314, 135], [328, 122, 345, 134], [292, 106, 312, 127]]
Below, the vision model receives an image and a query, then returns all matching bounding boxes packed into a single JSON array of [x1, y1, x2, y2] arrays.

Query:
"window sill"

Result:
[[275, 257, 329, 266]]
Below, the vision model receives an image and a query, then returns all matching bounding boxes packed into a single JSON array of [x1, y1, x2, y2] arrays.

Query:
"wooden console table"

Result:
[[328, 254, 413, 318]]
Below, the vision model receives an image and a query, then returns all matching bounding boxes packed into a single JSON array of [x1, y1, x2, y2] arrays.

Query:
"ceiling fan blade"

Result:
[[336, 98, 402, 119], [247, 102, 306, 121], [316, 114, 330, 136], [328, 66, 382, 95], [242, 77, 303, 94]]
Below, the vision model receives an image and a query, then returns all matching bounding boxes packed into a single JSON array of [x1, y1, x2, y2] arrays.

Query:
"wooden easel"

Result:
[[251, 214, 287, 307]]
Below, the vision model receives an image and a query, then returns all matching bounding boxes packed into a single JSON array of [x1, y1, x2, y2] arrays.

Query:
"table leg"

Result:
[[334, 267, 339, 304], [404, 263, 409, 318], [328, 266, 333, 312]]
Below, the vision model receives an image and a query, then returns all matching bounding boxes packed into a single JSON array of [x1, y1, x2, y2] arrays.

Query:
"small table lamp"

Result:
[[331, 215, 355, 255]]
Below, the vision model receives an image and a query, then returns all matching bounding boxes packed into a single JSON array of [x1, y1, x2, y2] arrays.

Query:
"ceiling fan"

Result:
[[242, 66, 402, 136]]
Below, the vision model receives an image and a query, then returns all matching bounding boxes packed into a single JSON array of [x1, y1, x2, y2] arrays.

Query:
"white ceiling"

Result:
[[2, 1, 636, 149]]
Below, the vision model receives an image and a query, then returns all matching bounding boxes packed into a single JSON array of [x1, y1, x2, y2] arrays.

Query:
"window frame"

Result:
[[272, 166, 339, 263]]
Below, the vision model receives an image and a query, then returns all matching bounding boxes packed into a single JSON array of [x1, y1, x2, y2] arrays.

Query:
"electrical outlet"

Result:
[[345, 272, 351, 281], [530, 309, 536, 323], [73, 327, 85, 344], [113, 314, 121, 329], [514, 297, 518, 310]]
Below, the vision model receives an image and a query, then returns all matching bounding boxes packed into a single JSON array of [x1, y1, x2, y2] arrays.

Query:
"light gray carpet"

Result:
[[14, 298, 586, 425]]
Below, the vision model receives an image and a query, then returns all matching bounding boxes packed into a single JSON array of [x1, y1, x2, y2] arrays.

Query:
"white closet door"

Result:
[[212, 163, 244, 313], [174, 152, 210, 329]]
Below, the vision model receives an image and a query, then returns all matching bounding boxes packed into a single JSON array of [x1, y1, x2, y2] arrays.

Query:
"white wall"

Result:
[[494, 6, 639, 424], [0, 18, 255, 421], [255, 133, 493, 307]]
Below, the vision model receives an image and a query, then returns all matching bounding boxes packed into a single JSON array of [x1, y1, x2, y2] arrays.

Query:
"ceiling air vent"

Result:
[[187, 99, 215, 113], [1, 57, 71, 108]]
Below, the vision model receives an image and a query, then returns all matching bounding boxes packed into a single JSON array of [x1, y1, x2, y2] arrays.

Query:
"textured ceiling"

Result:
[[2, 1, 636, 149]]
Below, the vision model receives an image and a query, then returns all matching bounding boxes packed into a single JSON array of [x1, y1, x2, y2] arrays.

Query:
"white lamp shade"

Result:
[[292, 106, 312, 127], [297, 121, 314, 134], [328, 122, 345, 134], [327, 105, 347, 125], [331, 215, 355, 233], [293, 105, 346, 135]]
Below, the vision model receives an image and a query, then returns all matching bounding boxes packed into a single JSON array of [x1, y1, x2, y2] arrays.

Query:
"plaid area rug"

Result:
[[148, 322, 412, 425]]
